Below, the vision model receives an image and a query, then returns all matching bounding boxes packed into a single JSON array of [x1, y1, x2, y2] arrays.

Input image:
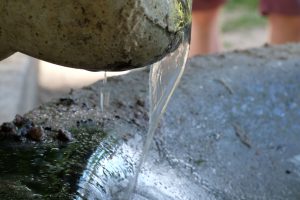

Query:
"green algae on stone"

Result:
[[172, 0, 192, 32], [0, 124, 110, 199]]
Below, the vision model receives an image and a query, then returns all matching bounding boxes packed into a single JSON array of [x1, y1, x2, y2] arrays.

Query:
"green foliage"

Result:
[[221, 0, 267, 32], [0, 125, 108, 199], [225, 0, 259, 10], [222, 11, 267, 32]]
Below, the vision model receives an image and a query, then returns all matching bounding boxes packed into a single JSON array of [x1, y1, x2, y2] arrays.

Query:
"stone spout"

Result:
[[0, 0, 191, 71]]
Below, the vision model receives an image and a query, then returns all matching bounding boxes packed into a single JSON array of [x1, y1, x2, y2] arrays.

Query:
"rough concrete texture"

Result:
[[0, 44, 300, 199], [0, 53, 39, 124], [0, 0, 191, 71], [161, 44, 300, 199]]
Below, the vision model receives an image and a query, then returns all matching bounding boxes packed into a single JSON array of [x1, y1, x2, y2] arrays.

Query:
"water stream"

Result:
[[75, 32, 193, 200], [88, 29, 190, 200], [79, 1, 191, 198], [124, 30, 190, 200], [99, 71, 110, 113]]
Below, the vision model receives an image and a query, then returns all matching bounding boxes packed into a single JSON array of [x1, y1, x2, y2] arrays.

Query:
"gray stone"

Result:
[[161, 44, 300, 200], [0, 44, 299, 199]]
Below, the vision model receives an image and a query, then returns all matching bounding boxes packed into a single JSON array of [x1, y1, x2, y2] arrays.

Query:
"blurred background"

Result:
[[221, 0, 267, 50], [0, 0, 268, 123]]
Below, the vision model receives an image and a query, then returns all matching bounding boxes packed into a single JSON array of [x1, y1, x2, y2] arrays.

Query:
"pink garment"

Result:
[[192, 0, 226, 11], [260, 0, 300, 16], [192, 0, 300, 16]]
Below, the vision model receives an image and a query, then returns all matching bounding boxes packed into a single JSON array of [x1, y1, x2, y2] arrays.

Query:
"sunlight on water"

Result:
[[125, 28, 190, 200], [76, 29, 190, 199], [76, 0, 191, 198]]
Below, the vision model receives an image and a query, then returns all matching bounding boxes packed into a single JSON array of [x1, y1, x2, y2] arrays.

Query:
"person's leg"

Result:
[[268, 15, 300, 44], [189, 0, 226, 57], [260, 0, 300, 44]]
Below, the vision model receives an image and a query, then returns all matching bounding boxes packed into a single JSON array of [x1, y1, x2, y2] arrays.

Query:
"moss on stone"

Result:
[[0, 124, 109, 199]]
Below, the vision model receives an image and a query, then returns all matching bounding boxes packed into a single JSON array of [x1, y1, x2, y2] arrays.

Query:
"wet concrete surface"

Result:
[[0, 44, 299, 199], [158, 44, 300, 199]]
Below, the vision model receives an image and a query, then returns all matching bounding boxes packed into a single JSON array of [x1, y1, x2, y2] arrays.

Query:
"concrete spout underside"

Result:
[[0, 44, 300, 199], [0, 0, 191, 71]]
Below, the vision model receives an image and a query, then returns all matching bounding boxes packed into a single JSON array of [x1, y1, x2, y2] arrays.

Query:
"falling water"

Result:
[[79, 1, 192, 198], [124, 28, 190, 200], [99, 71, 110, 113], [76, 29, 190, 199]]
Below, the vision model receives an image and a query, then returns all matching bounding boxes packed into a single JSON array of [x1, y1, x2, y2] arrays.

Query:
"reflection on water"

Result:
[[75, 135, 201, 200], [76, 139, 135, 200], [76, 1, 192, 198], [58, 1, 192, 198], [126, 26, 190, 199], [76, 25, 191, 200]]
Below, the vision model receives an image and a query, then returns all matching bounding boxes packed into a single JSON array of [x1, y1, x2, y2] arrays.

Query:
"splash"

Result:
[[125, 26, 190, 200]]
